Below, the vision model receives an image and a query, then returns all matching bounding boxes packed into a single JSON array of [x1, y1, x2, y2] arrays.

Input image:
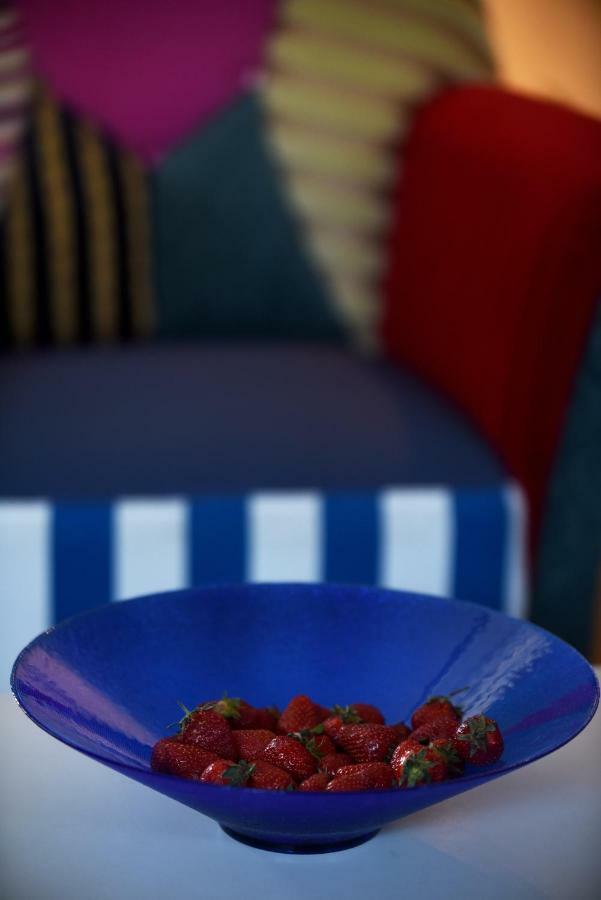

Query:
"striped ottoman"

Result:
[[0, 343, 527, 685]]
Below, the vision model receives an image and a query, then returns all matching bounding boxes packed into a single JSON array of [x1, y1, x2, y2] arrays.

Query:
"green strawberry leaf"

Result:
[[167, 700, 195, 731], [203, 693, 242, 720], [331, 705, 361, 724]]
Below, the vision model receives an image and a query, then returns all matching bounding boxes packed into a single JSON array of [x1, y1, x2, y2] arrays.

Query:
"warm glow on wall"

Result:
[[483, 0, 601, 119]]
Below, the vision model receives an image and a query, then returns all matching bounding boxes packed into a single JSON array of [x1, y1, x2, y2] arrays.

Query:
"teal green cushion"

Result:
[[152, 93, 343, 339], [532, 301, 601, 655]]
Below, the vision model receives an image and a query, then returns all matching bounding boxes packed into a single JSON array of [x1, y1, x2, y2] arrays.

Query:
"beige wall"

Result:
[[483, 0, 601, 119]]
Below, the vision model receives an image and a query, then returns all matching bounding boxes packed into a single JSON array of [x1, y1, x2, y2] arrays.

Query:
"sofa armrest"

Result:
[[382, 85, 601, 551]]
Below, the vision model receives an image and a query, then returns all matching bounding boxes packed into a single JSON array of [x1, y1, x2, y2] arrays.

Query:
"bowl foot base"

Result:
[[220, 825, 380, 854]]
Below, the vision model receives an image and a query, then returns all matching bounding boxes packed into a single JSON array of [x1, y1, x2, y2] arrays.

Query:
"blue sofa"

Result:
[[4, 0, 598, 682]]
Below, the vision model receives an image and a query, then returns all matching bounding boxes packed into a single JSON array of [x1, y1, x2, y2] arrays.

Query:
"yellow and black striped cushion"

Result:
[[0, 84, 153, 348], [0, 3, 31, 217]]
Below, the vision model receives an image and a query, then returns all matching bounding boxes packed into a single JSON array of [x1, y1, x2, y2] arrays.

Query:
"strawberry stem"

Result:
[[401, 750, 434, 788], [426, 692, 465, 718], [290, 729, 325, 759], [167, 700, 193, 730], [200, 692, 244, 720], [331, 704, 361, 724], [223, 761, 255, 787]]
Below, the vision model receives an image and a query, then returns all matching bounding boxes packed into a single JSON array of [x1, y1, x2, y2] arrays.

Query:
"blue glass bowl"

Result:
[[11, 584, 599, 854]]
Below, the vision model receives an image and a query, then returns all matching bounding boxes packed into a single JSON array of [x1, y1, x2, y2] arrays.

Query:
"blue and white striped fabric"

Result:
[[0, 484, 527, 686]]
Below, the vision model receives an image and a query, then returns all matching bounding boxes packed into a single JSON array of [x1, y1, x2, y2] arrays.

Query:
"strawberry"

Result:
[[200, 695, 279, 731], [327, 763, 394, 792], [200, 695, 257, 728], [333, 703, 385, 725], [298, 772, 330, 792], [176, 704, 237, 759], [391, 739, 448, 787], [410, 716, 459, 745], [252, 707, 280, 731], [260, 735, 317, 781], [328, 702, 385, 726], [319, 752, 353, 778], [200, 759, 245, 785], [311, 733, 336, 756], [232, 729, 275, 761], [151, 737, 219, 779], [277, 694, 327, 734], [336, 762, 395, 789], [340, 703, 384, 725], [155, 690, 491, 791], [455, 715, 504, 765], [336, 724, 398, 763], [290, 725, 336, 760], [151, 734, 182, 764], [323, 716, 346, 741], [411, 695, 462, 730], [390, 722, 411, 742], [247, 760, 296, 790], [430, 738, 465, 778]]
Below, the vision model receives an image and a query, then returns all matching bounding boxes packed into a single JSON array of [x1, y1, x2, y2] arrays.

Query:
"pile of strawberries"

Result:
[[151, 692, 504, 792]]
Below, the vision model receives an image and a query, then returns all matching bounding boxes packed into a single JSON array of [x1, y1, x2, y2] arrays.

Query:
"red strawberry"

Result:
[[336, 724, 398, 763], [151, 734, 181, 764], [319, 752, 353, 778], [390, 722, 411, 742], [346, 703, 385, 725], [247, 760, 296, 790], [252, 707, 280, 731], [200, 759, 244, 785], [298, 772, 330, 792], [410, 717, 459, 745], [200, 695, 279, 731], [430, 738, 465, 778], [329, 704, 359, 725], [455, 715, 504, 765], [176, 704, 237, 759], [329, 702, 384, 725], [323, 716, 346, 741], [289, 725, 336, 760], [260, 735, 317, 781], [327, 763, 394, 792], [151, 737, 219, 779], [232, 729, 275, 761], [200, 695, 257, 729], [336, 762, 394, 789], [390, 739, 448, 787], [311, 732, 336, 756], [278, 695, 327, 734], [411, 696, 462, 730]]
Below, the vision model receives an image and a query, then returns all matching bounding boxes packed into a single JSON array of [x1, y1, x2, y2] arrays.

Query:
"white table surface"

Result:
[[1, 684, 600, 900]]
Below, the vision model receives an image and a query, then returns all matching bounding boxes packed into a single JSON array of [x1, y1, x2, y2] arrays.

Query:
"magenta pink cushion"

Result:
[[17, 0, 276, 165]]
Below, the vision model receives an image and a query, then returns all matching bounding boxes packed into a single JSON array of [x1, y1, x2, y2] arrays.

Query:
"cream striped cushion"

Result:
[[263, 0, 491, 349]]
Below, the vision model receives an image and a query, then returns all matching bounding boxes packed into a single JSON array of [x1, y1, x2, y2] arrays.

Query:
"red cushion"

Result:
[[382, 85, 601, 550]]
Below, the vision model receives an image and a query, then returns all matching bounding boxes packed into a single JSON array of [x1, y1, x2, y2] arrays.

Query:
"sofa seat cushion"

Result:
[[0, 343, 526, 685], [1, 342, 504, 496]]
